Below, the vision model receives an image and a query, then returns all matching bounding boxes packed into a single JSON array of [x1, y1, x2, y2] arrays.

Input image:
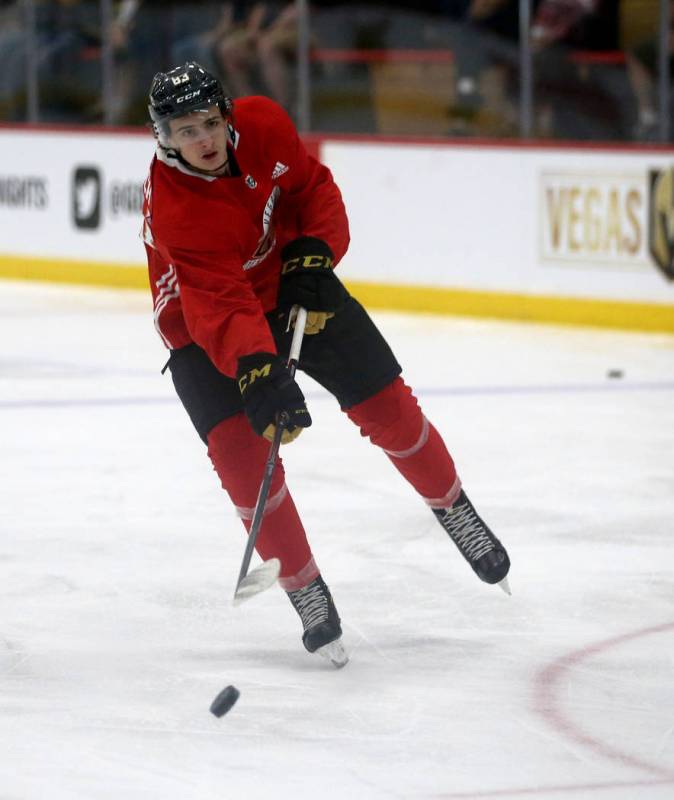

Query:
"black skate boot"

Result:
[[433, 490, 511, 592], [287, 576, 348, 667]]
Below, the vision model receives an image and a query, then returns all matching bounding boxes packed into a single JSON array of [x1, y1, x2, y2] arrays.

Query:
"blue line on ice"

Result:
[[2, 381, 674, 410]]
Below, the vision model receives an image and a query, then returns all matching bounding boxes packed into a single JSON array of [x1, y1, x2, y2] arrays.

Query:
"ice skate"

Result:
[[433, 490, 510, 592], [287, 575, 348, 667]]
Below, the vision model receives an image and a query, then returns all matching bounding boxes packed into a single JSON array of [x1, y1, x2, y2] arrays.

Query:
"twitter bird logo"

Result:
[[72, 167, 101, 229]]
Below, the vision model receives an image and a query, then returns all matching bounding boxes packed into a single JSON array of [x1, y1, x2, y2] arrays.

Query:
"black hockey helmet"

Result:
[[148, 61, 232, 145]]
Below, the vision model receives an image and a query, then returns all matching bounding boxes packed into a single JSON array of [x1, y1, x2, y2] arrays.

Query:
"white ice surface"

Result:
[[1, 280, 673, 800]]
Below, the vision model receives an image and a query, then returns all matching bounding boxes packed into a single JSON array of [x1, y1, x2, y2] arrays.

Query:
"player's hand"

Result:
[[304, 309, 334, 334], [261, 422, 303, 444], [278, 236, 347, 334], [236, 352, 311, 444]]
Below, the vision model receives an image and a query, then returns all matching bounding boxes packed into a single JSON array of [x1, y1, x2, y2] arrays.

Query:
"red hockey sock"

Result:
[[206, 415, 319, 589], [345, 377, 461, 507]]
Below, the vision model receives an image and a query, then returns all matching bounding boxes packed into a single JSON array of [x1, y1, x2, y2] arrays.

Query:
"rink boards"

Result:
[[0, 125, 673, 331]]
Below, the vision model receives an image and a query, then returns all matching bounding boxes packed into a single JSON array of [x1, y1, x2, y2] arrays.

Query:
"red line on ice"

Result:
[[532, 621, 674, 779], [434, 777, 674, 798], [435, 622, 674, 798]]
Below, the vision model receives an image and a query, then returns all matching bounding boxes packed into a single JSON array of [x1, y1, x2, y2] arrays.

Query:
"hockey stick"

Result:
[[232, 306, 308, 605]]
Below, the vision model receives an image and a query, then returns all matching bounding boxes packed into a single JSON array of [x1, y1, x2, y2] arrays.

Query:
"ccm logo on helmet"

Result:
[[176, 90, 202, 104]]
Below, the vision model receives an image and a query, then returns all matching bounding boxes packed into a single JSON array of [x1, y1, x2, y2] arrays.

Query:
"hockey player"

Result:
[[142, 61, 510, 666]]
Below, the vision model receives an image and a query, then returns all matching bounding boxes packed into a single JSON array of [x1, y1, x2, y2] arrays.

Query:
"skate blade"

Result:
[[316, 638, 349, 669], [498, 576, 511, 596], [233, 558, 281, 606]]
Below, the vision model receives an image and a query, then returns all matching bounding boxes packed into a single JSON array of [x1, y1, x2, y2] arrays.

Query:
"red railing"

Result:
[[311, 47, 626, 66], [312, 48, 454, 64]]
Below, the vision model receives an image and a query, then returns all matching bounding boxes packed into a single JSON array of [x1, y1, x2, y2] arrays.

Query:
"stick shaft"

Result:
[[234, 307, 308, 589]]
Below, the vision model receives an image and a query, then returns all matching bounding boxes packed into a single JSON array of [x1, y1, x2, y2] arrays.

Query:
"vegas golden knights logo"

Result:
[[648, 168, 674, 280]]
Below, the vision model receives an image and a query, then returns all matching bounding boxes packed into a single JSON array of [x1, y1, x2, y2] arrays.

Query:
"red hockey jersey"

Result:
[[142, 96, 350, 377]]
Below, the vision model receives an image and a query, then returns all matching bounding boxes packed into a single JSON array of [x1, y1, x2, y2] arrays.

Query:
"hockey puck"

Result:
[[210, 685, 240, 717], [607, 369, 624, 379]]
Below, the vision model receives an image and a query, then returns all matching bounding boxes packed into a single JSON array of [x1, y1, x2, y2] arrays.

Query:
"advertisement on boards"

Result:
[[0, 128, 673, 313], [539, 166, 674, 282], [0, 128, 152, 265]]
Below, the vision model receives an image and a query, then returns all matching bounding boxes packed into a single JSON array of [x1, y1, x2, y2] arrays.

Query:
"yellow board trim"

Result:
[[0, 254, 149, 289], [344, 280, 674, 334], [1, 255, 672, 333]]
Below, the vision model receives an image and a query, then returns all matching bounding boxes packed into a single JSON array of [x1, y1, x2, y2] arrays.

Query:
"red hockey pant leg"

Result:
[[206, 414, 319, 590], [345, 377, 461, 507]]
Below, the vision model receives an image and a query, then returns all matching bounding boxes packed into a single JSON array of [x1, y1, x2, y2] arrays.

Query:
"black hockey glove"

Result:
[[278, 236, 348, 334], [237, 352, 311, 444]]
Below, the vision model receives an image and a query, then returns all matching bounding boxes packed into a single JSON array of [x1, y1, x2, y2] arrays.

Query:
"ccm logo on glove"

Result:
[[278, 236, 348, 335], [237, 361, 272, 393], [281, 252, 333, 274], [236, 352, 311, 444]]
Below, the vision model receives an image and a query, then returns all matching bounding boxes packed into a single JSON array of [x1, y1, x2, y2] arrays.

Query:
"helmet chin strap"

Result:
[[168, 141, 229, 175], [203, 158, 229, 176]]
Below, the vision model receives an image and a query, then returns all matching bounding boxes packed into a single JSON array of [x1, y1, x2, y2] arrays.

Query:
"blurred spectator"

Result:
[[530, 0, 601, 50], [104, 0, 143, 123], [625, 0, 674, 140], [172, 2, 299, 110], [171, 3, 240, 74], [34, 0, 103, 119], [438, 0, 520, 136], [105, 0, 187, 124], [530, 0, 626, 139], [464, 0, 520, 135], [0, 0, 24, 119], [216, 2, 298, 108], [1, 0, 101, 121]]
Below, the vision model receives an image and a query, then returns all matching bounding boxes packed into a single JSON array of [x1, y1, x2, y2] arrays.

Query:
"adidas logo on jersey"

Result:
[[271, 162, 289, 179]]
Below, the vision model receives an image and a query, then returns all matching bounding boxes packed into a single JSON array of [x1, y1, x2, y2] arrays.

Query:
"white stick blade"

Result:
[[233, 558, 281, 606]]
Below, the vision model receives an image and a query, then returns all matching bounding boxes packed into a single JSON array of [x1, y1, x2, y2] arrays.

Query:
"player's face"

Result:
[[168, 107, 229, 175]]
